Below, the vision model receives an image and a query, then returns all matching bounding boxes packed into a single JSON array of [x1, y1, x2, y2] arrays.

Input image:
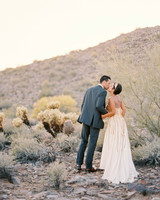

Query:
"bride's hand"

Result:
[[101, 114, 105, 119]]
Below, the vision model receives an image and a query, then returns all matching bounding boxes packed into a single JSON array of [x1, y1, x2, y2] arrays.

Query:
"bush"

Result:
[[0, 99, 12, 110], [11, 137, 55, 163], [0, 152, 14, 179], [132, 136, 160, 166], [0, 133, 8, 150], [4, 106, 16, 119], [32, 95, 77, 118], [47, 162, 66, 189], [39, 80, 52, 98], [3, 118, 16, 136], [56, 133, 80, 152], [99, 46, 160, 139]]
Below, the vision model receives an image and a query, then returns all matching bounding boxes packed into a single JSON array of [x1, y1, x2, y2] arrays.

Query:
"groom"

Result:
[[76, 75, 111, 172]]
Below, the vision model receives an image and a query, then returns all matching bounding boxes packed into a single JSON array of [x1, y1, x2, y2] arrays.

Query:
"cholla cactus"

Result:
[[64, 112, 78, 124], [37, 109, 64, 137], [47, 101, 60, 110], [0, 112, 5, 134], [34, 122, 44, 130], [0, 112, 4, 123], [63, 120, 74, 136], [16, 106, 28, 120], [12, 118, 23, 128], [16, 106, 31, 127]]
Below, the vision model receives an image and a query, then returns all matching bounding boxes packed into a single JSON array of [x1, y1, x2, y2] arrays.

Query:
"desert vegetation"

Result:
[[0, 27, 160, 197]]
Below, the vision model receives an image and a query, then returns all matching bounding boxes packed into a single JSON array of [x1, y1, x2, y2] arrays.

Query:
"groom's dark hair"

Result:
[[100, 75, 111, 83]]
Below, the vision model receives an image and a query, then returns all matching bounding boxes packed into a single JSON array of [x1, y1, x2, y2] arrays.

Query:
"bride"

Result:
[[100, 82, 138, 184]]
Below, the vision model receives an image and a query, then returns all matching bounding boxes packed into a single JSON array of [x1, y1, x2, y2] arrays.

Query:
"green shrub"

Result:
[[0, 152, 14, 179], [132, 136, 160, 166], [11, 137, 55, 163], [47, 162, 66, 189], [32, 95, 77, 118], [3, 118, 16, 136], [56, 133, 80, 152], [0, 99, 12, 110], [0, 133, 8, 150]]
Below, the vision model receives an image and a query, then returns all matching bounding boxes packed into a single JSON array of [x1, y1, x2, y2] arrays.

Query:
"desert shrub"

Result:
[[0, 133, 8, 150], [4, 106, 16, 119], [3, 118, 16, 136], [32, 95, 77, 118], [39, 80, 52, 98], [63, 112, 78, 124], [47, 161, 66, 189], [0, 99, 12, 110], [10, 123, 47, 144], [132, 136, 160, 166], [56, 133, 80, 152], [0, 152, 14, 179], [11, 137, 55, 163], [63, 120, 74, 136], [99, 46, 160, 140], [52, 95, 77, 113]]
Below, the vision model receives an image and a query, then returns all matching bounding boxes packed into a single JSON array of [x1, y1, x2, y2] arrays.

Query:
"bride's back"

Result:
[[110, 95, 122, 108]]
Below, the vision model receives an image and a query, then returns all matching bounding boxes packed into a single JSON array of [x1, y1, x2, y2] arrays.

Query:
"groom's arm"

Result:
[[96, 91, 108, 114]]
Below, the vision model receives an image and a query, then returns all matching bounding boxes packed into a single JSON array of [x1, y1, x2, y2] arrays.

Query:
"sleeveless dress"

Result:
[[100, 107, 138, 184]]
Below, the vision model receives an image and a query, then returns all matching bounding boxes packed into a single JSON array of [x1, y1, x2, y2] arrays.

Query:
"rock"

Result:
[[10, 176, 21, 185], [127, 191, 137, 199], [73, 187, 87, 195], [97, 194, 116, 200], [0, 195, 8, 200]]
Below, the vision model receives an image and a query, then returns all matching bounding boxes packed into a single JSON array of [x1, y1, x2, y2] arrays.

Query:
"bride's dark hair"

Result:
[[113, 83, 122, 95]]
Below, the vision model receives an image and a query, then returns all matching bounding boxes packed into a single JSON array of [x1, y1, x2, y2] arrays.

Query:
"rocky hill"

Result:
[[0, 26, 160, 108]]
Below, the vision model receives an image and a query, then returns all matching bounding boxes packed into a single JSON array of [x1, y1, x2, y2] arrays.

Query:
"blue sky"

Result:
[[0, 0, 160, 70]]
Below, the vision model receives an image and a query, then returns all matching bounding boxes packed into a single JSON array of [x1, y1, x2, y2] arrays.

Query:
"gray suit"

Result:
[[77, 85, 108, 169]]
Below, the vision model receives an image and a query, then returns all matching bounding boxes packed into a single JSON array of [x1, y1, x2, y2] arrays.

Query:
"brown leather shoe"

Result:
[[85, 167, 97, 173]]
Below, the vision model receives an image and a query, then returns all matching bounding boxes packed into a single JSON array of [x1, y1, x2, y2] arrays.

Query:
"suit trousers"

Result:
[[76, 123, 100, 169]]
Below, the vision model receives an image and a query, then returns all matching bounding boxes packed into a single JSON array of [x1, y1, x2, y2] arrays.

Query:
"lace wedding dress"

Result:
[[100, 108, 139, 184]]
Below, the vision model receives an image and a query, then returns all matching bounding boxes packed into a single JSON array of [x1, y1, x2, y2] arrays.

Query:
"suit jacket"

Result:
[[77, 85, 108, 129]]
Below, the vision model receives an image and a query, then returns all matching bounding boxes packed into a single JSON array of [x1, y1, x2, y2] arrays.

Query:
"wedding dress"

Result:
[[100, 107, 138, 184]]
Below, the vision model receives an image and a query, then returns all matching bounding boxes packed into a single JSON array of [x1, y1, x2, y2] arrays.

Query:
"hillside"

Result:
[[0, 26, 160, 109]]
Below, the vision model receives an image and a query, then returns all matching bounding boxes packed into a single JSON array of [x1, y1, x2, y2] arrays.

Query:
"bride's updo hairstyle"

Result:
[[113, 83, 122, 95]]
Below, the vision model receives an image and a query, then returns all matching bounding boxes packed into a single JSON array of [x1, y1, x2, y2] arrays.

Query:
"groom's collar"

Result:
[[98, 84, 104, 89]]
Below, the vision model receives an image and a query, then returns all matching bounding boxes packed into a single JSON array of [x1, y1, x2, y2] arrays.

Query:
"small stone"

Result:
[[11, 176, 20, 185], [74, 188, 87, 195]]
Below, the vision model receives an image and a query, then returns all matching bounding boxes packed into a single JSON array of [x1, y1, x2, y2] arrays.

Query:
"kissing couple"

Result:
[[76, 75, 138, 184]]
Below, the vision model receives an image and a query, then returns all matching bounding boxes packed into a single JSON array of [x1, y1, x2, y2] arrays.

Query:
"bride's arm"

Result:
[[121, 101, 126, 117], [101, 98, 115, 119]]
